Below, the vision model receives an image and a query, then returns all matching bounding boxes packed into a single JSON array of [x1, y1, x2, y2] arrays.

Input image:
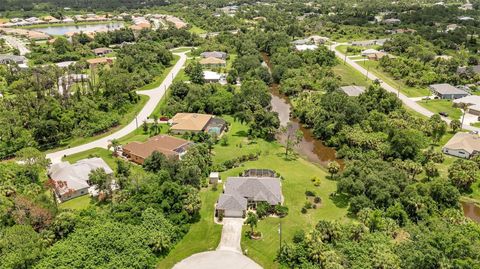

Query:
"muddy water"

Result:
[[262, 53, 342, 167], [461, 201, 480, 223]]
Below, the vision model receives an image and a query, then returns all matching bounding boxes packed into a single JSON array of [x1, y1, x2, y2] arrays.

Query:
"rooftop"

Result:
[[429, 83, 468, 95], [123, 135, 191, 159], [444, 132, 480, 155], [199, 57, 226, 65], [170, 113, 214, 132]]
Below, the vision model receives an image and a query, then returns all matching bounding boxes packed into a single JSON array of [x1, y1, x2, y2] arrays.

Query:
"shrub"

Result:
[[218, 211, 224, 222], [314, 196, 321, 204], [304, 201, 312, 209], [301, 207, 307, 214], [305, 190, 316, 197], [312, 204, 317, 209], [256, 202, 270, 218], [274, 205, 289, 218]]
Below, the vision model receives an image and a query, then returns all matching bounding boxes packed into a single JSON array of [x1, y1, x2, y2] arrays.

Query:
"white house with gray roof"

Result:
[[48, 158, 113, 202], [0, 54, 26, 65], [443, 132, 480, 159], [429, 83, 469, 99], [216, 176, 283, 218]]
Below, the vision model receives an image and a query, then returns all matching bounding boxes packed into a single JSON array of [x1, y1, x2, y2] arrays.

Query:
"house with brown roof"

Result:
[[123, 135, 192, 164], [86, 57, 114, 68], [169, 113, 227, 135], [199, 57, 226, 67], [443, 132, 480, 159], [92, 47, 113, 56]]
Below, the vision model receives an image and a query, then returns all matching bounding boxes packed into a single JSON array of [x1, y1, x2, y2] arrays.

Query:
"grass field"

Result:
[[59, 195, 93, 210], [417, 99, 462, 120], [188, 25, 207, 34], [156, 117, 348, 268], [333, 63, 370, 87], [357, 61, 431, 97]]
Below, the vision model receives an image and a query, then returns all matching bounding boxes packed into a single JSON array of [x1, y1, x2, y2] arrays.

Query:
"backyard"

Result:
[[156, 117, 348, 268]]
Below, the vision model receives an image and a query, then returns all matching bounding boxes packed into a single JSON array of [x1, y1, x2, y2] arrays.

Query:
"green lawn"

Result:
[[471, 122, 480, 128], [417, 99, 462, 120], [156, 118, 348, 268], [170, 47, 192, 53], [117, 124, 169, 145], [333, 63, 370, 87], [156, 187, 222, 268], [357, 61, 431, 97], [188, 25, 207, 34], [62, 147, 117, 169], [59, 195, 94, 210]]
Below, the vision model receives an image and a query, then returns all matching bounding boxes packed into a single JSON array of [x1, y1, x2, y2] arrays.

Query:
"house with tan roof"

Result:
[[92, 47, 113, 56], [169, 113, 227, 135], [443, 132, 480, 159], [199, 57, 226, 67], [123, 135, 192, 164], [86, 57, 114, 68]]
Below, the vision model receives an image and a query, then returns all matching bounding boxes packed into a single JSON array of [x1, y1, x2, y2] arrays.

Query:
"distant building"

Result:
[[295, 44, 318, 51], [361, 48, 380, 56], [443, 132, 480, 159], [215, 176, 283, 218], [340, 85, 366, 97], [169, 113, 227, 135], [429, 83, 469, 99], [383, 18, 401, 24], [351, 39, 388, 47], [48, 158, 113, 202], [457, 65, 480, 75], [200, 51, 227, 60], [0, 54, 26, 65], [453, 95, 480, 115], [199, 57, 226, 67], [459, 3, 474, 10], [92, 47, 113, 56], [86, 57, 114, 68], [203, 70, 226, 83], [123, 135, 192, 164]]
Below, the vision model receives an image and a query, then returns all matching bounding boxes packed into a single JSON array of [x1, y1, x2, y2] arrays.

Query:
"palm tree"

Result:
[[246, 212, 258, 236], [108, 139, 121, 156], [460, 102, 469, 127]]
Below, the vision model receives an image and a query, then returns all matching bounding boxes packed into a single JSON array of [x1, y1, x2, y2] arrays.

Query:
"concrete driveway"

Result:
[[217, 218, 244, 253], [173, 218, 262, 269], [46, 50, 188, 163]]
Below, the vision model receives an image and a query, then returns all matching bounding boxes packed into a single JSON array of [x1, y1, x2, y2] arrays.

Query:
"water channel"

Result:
[[30, 22, 124, 36], [263, 53, 480, 223], [262, 53, 342, 167]]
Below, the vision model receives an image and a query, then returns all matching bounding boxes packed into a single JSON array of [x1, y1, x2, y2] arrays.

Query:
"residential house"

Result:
[[295, 44, 318, 51], [429, 83, 469, 99], [351, 39, 389, 47], [453, 95, 480, 115], [383, 18, 401, 24], [446, 24, 459, 32], [200, 51, 227, 60], [307, 35, 329, 44], [169, 113, 227, 135], [48, 158, 113, 202], [457, 65, 480, 76], [86, 57, 114, 68], [203, 70, 226, 84], [361, 48, 380, 56], [443, 132, 480, 159], [215, 176, 283, 218], [199, 57, 226, 68], [92, 47, 113, 56], [0, 54, 26, 65], [368, 52, 389, 61], [123, 135, 192, 164], [460, 3, 474, 10], [340, 85, 366, 97]]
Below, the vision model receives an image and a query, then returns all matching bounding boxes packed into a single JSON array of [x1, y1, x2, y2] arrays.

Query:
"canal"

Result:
[[262, 53, 342, 167]]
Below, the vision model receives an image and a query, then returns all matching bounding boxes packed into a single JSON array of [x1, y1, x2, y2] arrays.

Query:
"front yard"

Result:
[[417, 99, 462, 120]]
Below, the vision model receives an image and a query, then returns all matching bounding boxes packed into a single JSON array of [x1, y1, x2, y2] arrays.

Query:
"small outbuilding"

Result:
[[209, 172, 221, 184], [340, 85, 366, 97]]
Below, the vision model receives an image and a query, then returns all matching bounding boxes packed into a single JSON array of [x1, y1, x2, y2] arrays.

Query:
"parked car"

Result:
[[422, 97, 431, 100], [439, 112, 449, 117]]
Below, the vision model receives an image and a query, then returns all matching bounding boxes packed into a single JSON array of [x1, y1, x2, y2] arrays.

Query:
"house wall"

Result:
[[58, 187, 89, 202], [442, 147, 471, 159], [468, 108, 480, 116]]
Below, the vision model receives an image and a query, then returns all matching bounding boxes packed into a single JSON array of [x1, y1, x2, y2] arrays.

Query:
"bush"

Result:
[[304, 201, 312, 209], [305, 190, 316, 197], [218, 211, 224, 222], [314, 196, 321, 204], [312, 204, 317, 209], [274, 205, 289, 218], [256, 202, 270, 219], [301, 207, 308, 214]]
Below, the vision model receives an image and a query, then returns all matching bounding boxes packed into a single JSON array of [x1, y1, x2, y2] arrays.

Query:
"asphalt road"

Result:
[[329, 42, 480, 133], [46, 51, 188, 164], [1, 35, 30, 55]]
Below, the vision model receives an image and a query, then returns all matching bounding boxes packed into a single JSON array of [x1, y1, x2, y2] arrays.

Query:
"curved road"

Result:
[[46, 51, 188, 163], [329, 42, 480, 133]]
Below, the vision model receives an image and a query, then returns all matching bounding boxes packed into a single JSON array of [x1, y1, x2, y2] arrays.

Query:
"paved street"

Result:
[[1, 35, 30, 55], [329, 43, 480, 132], [46, 51, 188, 163], [173, 218, 262, 269]]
